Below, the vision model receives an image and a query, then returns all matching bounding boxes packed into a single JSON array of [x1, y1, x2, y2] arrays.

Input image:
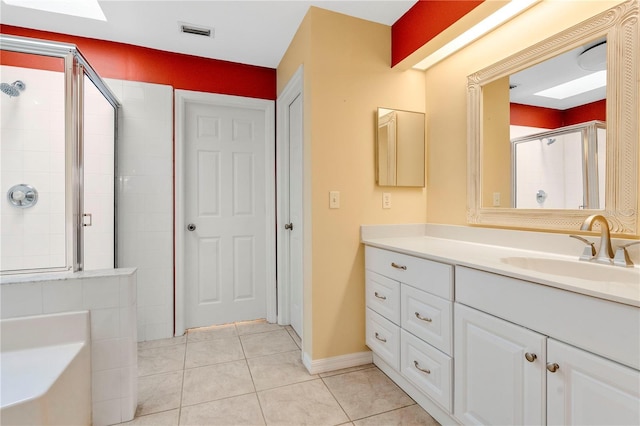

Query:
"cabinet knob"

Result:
[[374, 292, 387, 300], [525, 352, 537, 363], [547, 362, 560, 373], [413, 360, 431, 374], [391, 262, 407, 270], [374, 332, 387, 343], [415, 312, 433, 322]]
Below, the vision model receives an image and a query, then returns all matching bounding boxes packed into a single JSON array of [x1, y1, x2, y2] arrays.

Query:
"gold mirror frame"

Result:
[[467, 1, 638, 234]]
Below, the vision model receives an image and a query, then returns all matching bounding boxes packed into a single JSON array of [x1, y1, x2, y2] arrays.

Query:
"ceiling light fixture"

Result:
[[534, 70, 607, 100], [2, 0, 106, 21], [413, 0, 539, 71]]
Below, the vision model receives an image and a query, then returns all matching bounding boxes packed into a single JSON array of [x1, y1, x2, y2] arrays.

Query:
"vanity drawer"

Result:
[[366, 308, 400, 370], [365, 246, 453, 300], [401, 329, 452, 411], [366, 271, 400, 324], [401, 284, 452, 356]]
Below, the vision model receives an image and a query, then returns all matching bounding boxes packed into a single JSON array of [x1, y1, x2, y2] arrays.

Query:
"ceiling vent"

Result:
[[180, 23, 213, 38]]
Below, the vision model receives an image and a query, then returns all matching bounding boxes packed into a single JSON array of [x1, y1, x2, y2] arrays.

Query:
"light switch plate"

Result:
[[330, 191, 340, 209]]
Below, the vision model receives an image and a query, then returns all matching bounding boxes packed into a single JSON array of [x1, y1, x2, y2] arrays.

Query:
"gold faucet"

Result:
[[580, 214, 614, 263]]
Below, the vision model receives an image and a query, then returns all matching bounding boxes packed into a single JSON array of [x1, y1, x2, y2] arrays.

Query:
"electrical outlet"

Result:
[[382, 193, 391, 209], [329, 191, 340, 209], [493, 192, 501, 207]]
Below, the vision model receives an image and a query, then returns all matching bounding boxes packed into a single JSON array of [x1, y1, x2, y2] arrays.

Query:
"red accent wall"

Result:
[[1, 25, 276, 100], [510, 100, 606, 128], [391, 0, 484, 66]]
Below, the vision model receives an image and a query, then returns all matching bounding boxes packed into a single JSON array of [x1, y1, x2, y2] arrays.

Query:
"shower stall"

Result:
[[511, 120, 606, 210], [1, 34, 120, 274]]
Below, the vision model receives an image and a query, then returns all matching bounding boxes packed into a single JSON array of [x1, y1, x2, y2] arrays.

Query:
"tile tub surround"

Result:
[[121, 319, 440, 425], [361, 223, 640, 307], [0, 268, 138, 426]]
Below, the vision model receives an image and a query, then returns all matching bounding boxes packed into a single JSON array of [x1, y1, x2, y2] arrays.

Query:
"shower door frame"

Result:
[[0, 34, 120, 273]]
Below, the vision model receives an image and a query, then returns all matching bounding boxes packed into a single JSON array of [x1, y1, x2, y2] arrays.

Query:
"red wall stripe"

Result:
[[391, 0, 484, 67], [1, 25, 276, 100], [510, 100, 606, 128]]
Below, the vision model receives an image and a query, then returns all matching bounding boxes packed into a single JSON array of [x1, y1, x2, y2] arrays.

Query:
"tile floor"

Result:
[[120, 319, 440, 426]]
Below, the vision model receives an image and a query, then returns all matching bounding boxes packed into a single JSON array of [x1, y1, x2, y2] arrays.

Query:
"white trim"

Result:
[[174, 90, 276, 336], [303, 351, 373, 375]]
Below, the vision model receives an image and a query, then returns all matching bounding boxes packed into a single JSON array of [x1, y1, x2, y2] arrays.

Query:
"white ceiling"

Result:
[[0, 0, 418, 68]]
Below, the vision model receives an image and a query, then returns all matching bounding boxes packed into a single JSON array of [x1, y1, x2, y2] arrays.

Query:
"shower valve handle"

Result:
[[187, 223, 196, 232]]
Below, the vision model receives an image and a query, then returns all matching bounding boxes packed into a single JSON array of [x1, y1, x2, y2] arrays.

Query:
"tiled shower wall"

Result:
[[0, 66, 66, 271], [106, 79, 174, 341]]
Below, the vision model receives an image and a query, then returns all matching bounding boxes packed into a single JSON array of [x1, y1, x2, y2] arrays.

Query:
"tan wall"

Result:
[[425, 0, 631, 227], [278, 7, 427, 360], [482, 76, 511, 208]]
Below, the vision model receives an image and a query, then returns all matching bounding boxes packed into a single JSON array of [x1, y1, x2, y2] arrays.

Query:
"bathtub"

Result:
[[0, 311, 91, 425]]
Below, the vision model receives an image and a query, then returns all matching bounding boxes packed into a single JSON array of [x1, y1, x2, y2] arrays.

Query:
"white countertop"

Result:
[[362, 230, 640, 308]]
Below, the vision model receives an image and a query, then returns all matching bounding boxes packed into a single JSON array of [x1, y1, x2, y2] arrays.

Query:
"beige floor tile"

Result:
[[187, 323, 238, 342], [240, 329, 298, 358], [236, 319, 283, 335], [319, 364, 376, 378], [323, 368, 414, 421], [136, 370, 183, 416], [184, 336, 244, 368], [353, 404, 440, 426], [284, 326, 302, 348], [258, 379, 349, 426], [138, 344, 186, 376], [181, 359, 255, 406], [179, 393, 266, 426], [247, 350, 316, 391], [138, 335, 186, 350], [119, 409, 180, 425]]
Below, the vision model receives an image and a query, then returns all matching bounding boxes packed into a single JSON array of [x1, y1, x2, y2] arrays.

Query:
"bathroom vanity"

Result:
[[361, 224, 640, 425]]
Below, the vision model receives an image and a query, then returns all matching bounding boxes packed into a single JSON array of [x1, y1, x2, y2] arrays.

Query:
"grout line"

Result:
[[319, 375, 352, 422]]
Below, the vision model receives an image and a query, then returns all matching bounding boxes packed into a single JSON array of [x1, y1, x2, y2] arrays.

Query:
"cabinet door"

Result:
[[547, 339, 640, 425], [454, 303, 546, 425]]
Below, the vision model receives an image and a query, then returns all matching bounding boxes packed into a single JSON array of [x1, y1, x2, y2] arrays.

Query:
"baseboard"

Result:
[[302, 350, 373, 375]]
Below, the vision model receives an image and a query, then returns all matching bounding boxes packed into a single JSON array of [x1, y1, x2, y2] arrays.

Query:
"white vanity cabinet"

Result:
[[365, 246, 454, 413], [454, 303, 546, 425], [455, 266, 640, 426]]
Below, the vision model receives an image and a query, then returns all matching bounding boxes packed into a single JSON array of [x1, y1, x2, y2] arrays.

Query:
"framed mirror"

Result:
[[376, 108, 425, 187], [467, 1, 638, 234]]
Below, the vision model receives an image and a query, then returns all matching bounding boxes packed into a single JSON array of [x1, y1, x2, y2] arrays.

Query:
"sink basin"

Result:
[[500, 257, 640, 284]]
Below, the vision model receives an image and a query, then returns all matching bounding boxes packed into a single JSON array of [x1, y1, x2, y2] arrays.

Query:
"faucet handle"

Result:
[[569, 235, 596, 260], [613, 241, 640, 267]]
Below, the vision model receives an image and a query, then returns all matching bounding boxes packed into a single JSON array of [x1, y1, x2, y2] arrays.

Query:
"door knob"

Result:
[[284, 223, 293, 230], [546, 362, 560, 373], [187, 223, 196, 231]]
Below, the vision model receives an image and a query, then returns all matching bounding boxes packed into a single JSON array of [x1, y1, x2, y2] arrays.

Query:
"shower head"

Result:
[[1, 80, 26, 98], [546, 138, 556, 145]]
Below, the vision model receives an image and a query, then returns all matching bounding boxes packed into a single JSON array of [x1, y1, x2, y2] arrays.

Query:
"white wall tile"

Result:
[[83, 277, 120, 309], [0, 282, 43, 318], [93, 399, 122, 426], [42, 280, 83, 313], [91, 307, 121, 340]]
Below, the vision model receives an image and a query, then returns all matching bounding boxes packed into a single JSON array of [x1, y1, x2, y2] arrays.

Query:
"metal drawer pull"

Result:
[[547, 362, 560, 373], [374, 332, 387, 343], [374, 292, 387, 300], [413, 360, 431, 374], [415, 312, 432, 322], [391, 262, 407, 270], [525, 353, 537, 363]]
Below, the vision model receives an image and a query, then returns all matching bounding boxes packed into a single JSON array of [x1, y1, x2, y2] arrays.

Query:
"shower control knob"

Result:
[[11, 190, 26, 201], [187, 223, 196, 232]]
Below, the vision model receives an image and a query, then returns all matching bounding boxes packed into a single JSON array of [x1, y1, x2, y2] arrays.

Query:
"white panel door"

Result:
[[287, 91, 304, 337], [547, 339, 640, 426], [184, 101, 267, 328], [454, 303, 546, 425]]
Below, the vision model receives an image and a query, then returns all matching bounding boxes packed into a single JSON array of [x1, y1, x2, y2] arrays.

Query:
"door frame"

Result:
[[276, 66, 308, 342], [174, 90, 276, 336]]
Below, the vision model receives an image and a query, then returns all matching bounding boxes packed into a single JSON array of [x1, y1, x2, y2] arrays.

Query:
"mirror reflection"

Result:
[[482, 37, 607, 209], [376, 108, 425, 187]]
